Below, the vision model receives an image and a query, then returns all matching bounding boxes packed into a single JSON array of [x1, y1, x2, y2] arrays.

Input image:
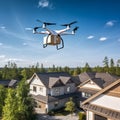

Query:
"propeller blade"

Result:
[[36, 19, 56, 25], [73, 26, 79, 31], [61, 21, 77, 26], [33, 26, 42, 30]]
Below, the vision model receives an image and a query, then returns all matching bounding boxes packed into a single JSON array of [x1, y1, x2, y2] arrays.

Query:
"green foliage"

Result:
[[2, 80, 36, 120], [78, 112, 86, 120], [2, 89, 18, 120], [0, 85, 7, 117], [16, 79, 35, 120], [65, 98, 75, 114]]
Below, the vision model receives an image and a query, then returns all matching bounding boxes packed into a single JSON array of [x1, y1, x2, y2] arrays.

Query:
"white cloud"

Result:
[[25, 27, 33, 31], [106, 20, 116, 27], [0, 26, 6, 29], [99, 37, 107, 41], [0, 43, 3, 46], [38, 0, 49, 8], [5, 58, 24, 62], [87, 35, 94, 39], [0, 55, 5, 59], [38, 0, 54, 9], [23, 43, 28, 46]]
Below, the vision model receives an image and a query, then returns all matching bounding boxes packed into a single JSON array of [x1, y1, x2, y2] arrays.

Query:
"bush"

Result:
[[78, 112, 86, 120]]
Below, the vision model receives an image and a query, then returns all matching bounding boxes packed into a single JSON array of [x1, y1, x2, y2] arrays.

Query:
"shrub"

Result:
[[78, 112, 86, 120]]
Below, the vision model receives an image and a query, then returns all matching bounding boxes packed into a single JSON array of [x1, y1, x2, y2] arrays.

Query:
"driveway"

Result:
[[37, 114, 79, 120]]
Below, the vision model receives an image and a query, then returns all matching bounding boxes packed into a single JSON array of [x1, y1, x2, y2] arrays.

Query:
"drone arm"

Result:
[[56, 27, 70, 34], [60, 32, 75, 35], [33, 29, 49, 34]]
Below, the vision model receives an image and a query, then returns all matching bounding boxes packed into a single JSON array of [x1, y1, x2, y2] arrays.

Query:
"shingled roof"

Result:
[[78, 72, 120, 88], [0, 79, 18, 87], [29, 72, 75, 88], [81, 79, 120, 120]]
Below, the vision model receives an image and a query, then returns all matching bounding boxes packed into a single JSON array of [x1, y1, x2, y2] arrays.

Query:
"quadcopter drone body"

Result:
[[33, 20, 78, 50]]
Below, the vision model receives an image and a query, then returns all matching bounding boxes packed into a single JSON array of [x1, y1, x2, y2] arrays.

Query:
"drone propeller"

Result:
[[36, 19, 56, 27], [33, 26, 42, 30], [61, 21, 77, 27], [73, 26, 79, 32]]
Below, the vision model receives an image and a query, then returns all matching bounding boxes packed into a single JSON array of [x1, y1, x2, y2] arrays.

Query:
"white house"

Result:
[[28, 72, 76, 113]]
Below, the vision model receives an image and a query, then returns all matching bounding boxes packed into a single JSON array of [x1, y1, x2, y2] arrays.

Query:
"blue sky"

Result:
[[0, 0, 120, 67]]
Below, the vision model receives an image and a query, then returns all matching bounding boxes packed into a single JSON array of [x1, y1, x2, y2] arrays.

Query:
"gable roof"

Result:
[[81, 78, 120, 120], [81, 78, 120, 105], [78, 72, 120, 88], [59, 76, 71, 84], [29, 72, 74, 88]]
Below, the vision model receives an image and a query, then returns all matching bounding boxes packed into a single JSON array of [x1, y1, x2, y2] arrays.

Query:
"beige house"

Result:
[[28, 72, 76, 113], [76, 72, 119, 104], [81, 78, 120, 120]]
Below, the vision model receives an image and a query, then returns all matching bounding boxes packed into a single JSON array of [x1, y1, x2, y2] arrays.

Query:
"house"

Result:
[[76, 72, 120, 106], [28, 72, 120, 113], [81, 78, 120, 120], [28, 72, 77, 113], [0, 79, 18, 88]]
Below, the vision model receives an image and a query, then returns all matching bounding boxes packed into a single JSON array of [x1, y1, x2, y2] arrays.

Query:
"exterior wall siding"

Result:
[[47, 98, 69, 112], [90, 94, 120, 112], [50, 86, 65, 96], [82, 83, 101, 90], [64, 83, 76, 94], [30, 76, 47, 96], [87, 111, 94, 120]]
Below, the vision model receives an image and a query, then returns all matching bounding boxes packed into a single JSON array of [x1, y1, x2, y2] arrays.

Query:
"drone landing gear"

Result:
[[56, 36, 64, 50], [43, 34, 64, 50]]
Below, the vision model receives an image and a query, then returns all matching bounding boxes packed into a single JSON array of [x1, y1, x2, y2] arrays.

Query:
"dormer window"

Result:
[[55, 88, 59, 94], [67, 86, 70, 92]]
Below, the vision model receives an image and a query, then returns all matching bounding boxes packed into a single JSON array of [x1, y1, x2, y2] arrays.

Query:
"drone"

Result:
[[33, 20, 79, 50]]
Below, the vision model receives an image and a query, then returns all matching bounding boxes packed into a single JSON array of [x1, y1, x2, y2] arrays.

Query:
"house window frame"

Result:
[[39, 86, 43, 92], [82, 92, 91, 98], [54, 101, 59, 107], [55, 88, 59, 94], [67, 86, 70, 92], [33, 86, 37, 92]]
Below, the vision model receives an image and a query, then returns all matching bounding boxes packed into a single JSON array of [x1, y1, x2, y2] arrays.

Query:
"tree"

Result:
[[16, 79, 35, 120], [116, 60, 120, 76], [2, 89, 18, 120], [109, 58, 115, 74], [103, 56, 109, 67], [73, 67, 81, 76], [82, 62, 92, 72], [65, 98, 75, 115], [0, 85, 6, 117]]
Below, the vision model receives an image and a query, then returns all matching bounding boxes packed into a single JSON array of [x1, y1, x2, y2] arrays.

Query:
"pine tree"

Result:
[[65, 98, 75, 115], [2, 89, 18, 120], [103, 56, 109, 72], [16, 79, 35, 120], [0, 85, 6, 117]]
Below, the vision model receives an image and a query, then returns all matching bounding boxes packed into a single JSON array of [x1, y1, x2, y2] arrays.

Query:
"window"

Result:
[[54, 101, 58, 107], [67, 86, 70, 92], [82, 92, 91, 98], [55, 88, 59, 94], [39, 87, 43, 92], [33, 86, 36, 92]]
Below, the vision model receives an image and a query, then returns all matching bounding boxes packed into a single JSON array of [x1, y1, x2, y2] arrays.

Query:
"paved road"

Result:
[[37, 114, 79, 120]]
